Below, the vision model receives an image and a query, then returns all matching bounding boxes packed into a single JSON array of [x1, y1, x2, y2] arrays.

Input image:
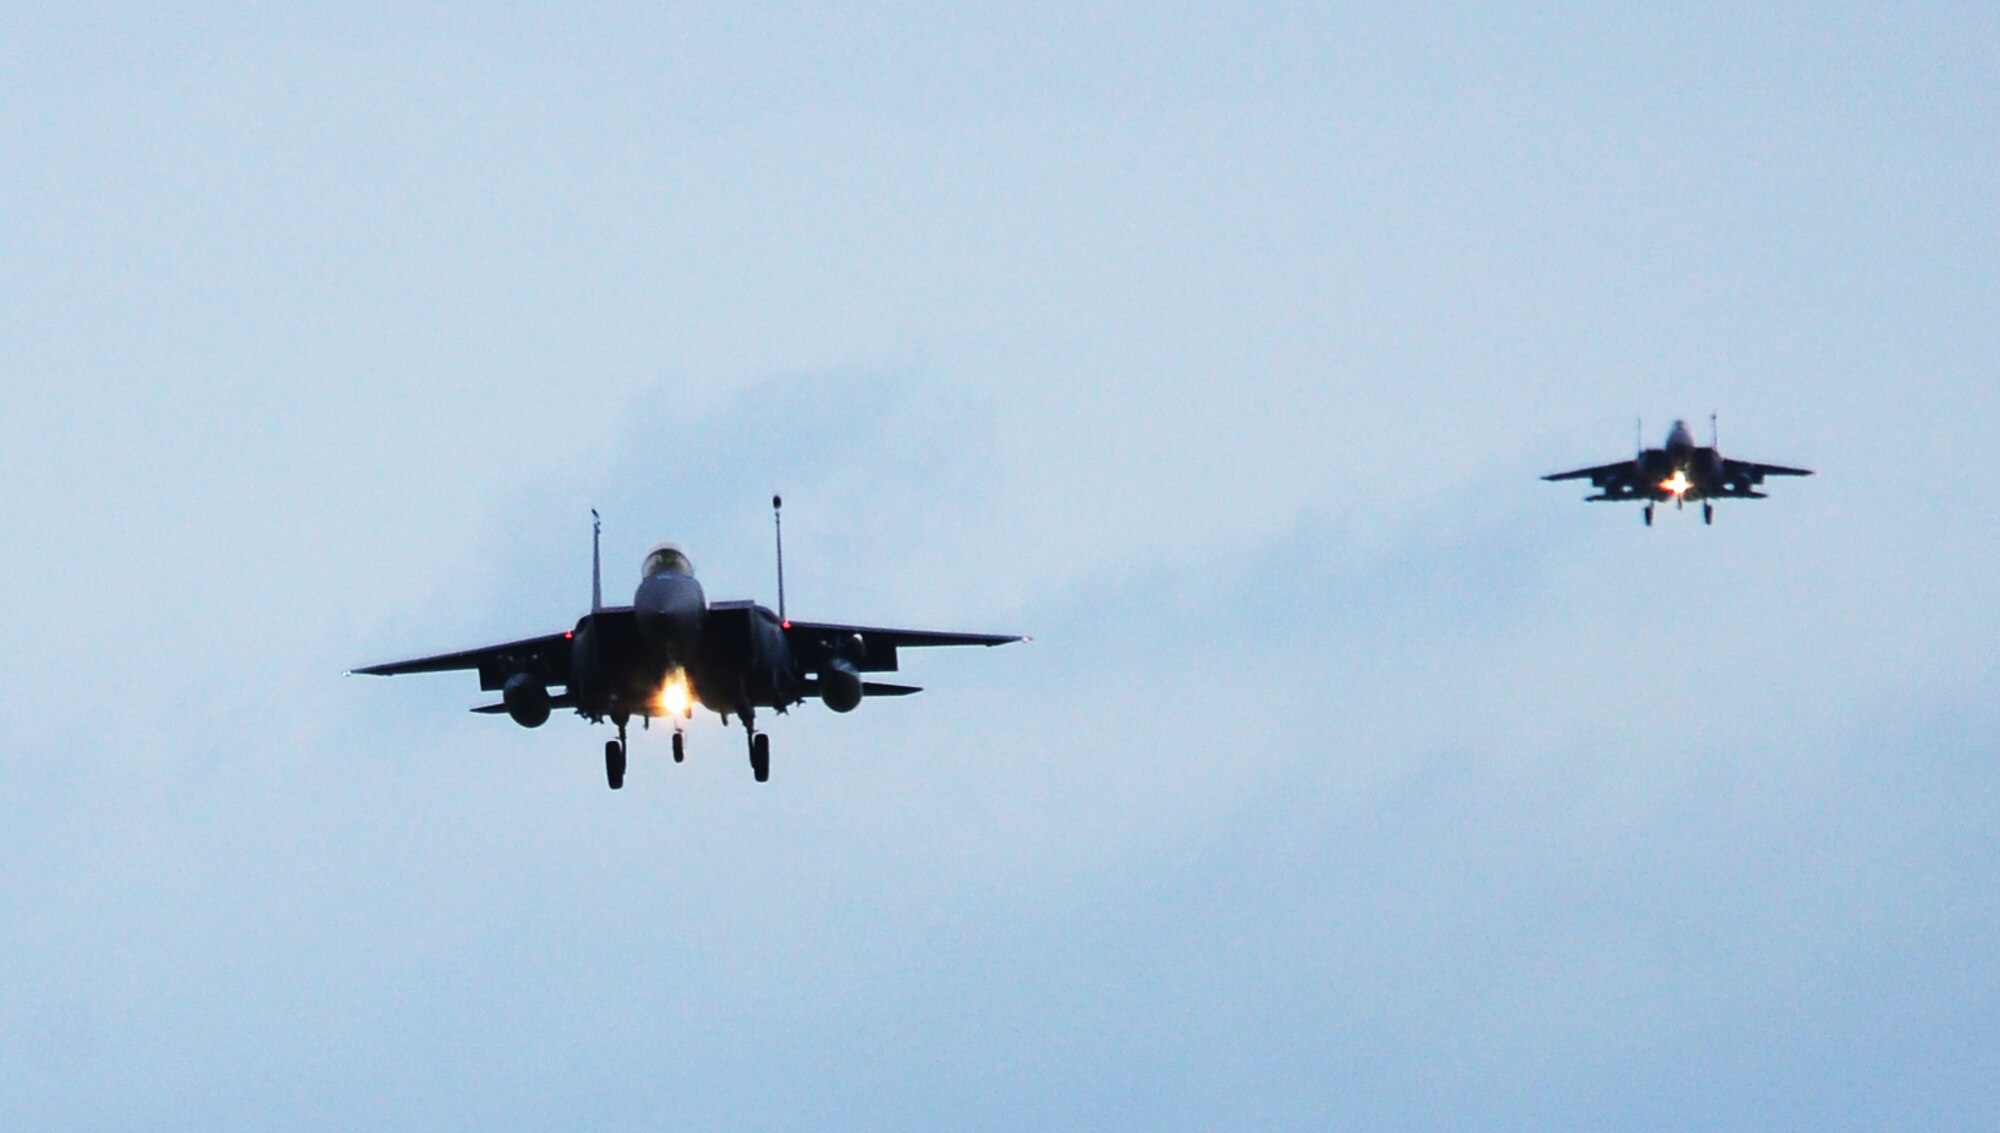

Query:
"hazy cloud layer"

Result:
[[3, 5, 1997, 1129]]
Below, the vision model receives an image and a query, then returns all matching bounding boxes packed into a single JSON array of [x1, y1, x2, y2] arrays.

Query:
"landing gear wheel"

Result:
[[1703, 502, 1714, 525], [750, 733, 770, 783], [605, 739, 626, 790], [672, 732, 685, 763], [1643, 504, 1654, 527]]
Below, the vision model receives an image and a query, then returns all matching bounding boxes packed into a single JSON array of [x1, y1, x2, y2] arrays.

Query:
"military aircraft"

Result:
[[1543, 416, 1813, 525], [352, 499, 1020, 788]]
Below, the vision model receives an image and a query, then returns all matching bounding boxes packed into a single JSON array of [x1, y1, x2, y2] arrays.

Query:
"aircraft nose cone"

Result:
[[635, 573, 706, 661]]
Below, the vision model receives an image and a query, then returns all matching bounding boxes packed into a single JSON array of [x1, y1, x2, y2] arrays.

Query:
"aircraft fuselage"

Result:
[[1628, 421, 1740, 502]]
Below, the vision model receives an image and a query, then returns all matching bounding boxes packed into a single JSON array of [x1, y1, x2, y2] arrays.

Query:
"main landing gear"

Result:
[[1643, 503, 1654, 527], [605, 716, 629, 790], [1703, 501, 1714, 525], [737, 703, 771, 783]]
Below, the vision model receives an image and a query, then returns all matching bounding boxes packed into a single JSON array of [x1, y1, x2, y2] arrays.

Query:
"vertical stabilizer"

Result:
[[591, 509, 603, 613], [1710, 412, 1720, 449], [772, 495, 787, 625]]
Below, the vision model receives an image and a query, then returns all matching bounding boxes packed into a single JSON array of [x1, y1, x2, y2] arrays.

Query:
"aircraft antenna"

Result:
[[591, 509, 603, 613], [772, 494, 787, 626]]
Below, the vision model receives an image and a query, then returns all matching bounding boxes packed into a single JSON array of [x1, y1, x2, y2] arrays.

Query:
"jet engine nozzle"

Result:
[[819, 659, 863, 713], [503, 672, 552, 728]]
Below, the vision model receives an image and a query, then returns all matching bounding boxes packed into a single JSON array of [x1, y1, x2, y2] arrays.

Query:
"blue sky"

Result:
[[3, 5, 1998, 1128]]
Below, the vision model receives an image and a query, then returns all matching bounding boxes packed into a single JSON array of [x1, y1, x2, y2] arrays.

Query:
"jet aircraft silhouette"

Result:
[[1543, 417, 1812, 525], [353, 499, 1020, 787]]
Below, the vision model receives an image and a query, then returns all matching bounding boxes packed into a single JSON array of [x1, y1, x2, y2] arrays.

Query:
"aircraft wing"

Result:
[[1542, 459, 1638, 487], [1730, 459, 1813, 478], [1708, 457, 1814, 498], [782, 620, 1021, 673], [350, 629, 575, 691]]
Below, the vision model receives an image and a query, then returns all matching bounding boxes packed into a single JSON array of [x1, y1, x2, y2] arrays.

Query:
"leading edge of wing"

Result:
[[782, 620, 1022, 648], [349, 629, 574, 677]]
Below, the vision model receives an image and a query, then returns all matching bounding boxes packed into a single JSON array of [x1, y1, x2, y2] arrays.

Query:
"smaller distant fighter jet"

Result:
[[1543, 416, 1812, 525]]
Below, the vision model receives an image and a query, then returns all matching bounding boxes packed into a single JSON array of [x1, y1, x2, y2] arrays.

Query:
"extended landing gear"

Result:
[[736, 703, 770, 783], [605, 739, 626, 790], [1643, 503, 1654, 527], [605, 716, 629, 790], [672, 730, 685, 763], [1703, 501, 1714, 525]]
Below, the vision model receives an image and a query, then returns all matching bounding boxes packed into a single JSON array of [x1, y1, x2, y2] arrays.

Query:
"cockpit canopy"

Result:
[[641, 542, 695, 578]]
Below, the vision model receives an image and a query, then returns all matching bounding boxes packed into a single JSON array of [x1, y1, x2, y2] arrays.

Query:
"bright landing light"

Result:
[[653, 668, 693, 718], [1660, 470, 1692, 497]]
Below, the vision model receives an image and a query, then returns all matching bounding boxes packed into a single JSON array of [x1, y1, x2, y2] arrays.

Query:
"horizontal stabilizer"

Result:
[[472, 691, 577, 715], [799, 677, 924, 699]]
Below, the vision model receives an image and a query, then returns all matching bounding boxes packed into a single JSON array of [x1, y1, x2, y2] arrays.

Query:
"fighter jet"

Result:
[[352, 499, 1020, 788], [1543, 416, 1813, 526]]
